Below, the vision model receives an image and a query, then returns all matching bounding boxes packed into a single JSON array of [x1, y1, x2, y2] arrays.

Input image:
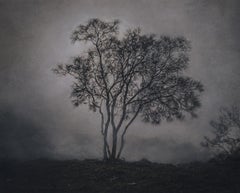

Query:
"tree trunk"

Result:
[[117, 135, 125, 159], [103, 136, 108, 160], [110, 130, 117, 160], [103, 126, 110, 160]]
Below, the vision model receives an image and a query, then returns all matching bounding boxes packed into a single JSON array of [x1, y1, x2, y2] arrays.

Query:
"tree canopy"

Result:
[[54, 18, 203, 160], [202, 106, 240, 160]]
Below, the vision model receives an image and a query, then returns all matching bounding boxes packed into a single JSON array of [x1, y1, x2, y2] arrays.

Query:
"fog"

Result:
[[0, 0, 240, 163]]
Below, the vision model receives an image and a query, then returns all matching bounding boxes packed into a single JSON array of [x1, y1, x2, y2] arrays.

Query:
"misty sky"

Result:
[[0, 0, 240, 163]]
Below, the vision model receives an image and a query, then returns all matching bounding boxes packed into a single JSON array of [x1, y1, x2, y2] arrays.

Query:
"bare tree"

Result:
[[53, 18, 203, 160], [201, 106, 240, 159]]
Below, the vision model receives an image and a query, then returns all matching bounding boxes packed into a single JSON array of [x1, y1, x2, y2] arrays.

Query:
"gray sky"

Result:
[[0, 0, 240, 163]]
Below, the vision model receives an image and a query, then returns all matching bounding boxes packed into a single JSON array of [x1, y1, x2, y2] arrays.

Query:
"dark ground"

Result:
[[0, 158, 239, 193]]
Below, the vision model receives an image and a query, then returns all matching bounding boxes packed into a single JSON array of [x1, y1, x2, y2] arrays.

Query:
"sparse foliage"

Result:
[[53, 18, 203, 160], [201, 106, 240, 160]]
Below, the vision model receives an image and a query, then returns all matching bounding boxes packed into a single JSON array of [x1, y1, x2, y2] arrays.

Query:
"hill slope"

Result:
[[0, 159, 239, 193]]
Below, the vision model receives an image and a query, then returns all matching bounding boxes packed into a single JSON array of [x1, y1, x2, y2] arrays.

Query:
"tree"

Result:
[[201, 106, 240, 160], [53, 18, 203, 160]]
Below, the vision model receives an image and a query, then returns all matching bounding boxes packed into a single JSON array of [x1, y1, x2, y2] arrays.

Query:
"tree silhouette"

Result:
[[53, 18, 203, 160], [201, 106, 240, 160]]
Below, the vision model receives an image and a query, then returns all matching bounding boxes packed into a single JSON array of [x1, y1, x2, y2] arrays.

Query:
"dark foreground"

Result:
[[0, 158, 239, 193]]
